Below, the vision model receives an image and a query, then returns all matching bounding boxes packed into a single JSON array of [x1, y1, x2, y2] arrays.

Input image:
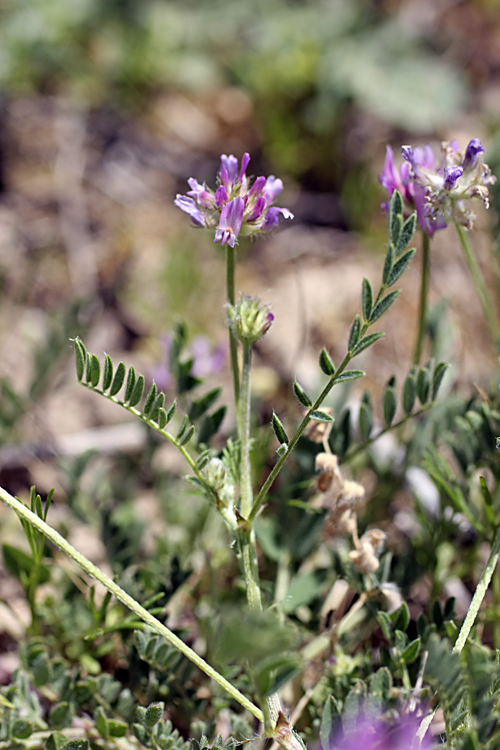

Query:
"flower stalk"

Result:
[[414, 231, 431, 365], [0, 484, 264, 724]]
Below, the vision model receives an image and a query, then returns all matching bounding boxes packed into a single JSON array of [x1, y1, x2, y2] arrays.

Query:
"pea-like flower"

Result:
[[175, 153, 294, 247], [379, 139, 496, 236]]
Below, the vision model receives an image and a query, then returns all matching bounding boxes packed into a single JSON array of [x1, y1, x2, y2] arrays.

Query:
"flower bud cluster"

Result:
[[226, 294, 274, 345], [174, 153, 294, 248], [379, 138, 496, 235]]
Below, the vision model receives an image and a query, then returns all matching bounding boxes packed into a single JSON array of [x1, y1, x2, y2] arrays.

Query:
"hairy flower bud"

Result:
[[226, 295, 274, 345], [203, 458, 227, 490]]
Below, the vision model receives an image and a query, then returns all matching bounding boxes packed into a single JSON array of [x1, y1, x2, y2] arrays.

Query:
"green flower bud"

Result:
[[226, 294, 274, 345], [203, 458, 226, 490]]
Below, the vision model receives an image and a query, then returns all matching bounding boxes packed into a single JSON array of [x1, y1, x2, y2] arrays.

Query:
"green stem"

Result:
[[0, 484, 264, 724], [226, 244, 241, 422], [453, 524, 500, 654], [240, 342, 253, 519], [455, 222, 500, 351], [414, 231, 431, 365], [237, 340, 281, 731]]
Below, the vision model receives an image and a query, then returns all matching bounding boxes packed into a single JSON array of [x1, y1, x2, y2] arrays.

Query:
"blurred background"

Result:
[[1, 0, 500, 677]]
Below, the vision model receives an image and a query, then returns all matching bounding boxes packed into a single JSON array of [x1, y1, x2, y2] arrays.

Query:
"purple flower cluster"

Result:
[[329, 712, 432, 750], [174, 153, 294, 248], [379, 139, 496, 236]]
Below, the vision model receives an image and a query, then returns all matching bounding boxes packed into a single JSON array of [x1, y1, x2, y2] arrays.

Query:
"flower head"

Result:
[[174, 153, 294, 246], [379, 139, 496, 235]]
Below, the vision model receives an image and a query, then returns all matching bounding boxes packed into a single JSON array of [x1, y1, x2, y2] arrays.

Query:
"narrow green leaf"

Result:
[[176, 414, 189, 440], [188, 387, 222, 422], [293, 381, 312, 408], [370, 290, 400, 323], [103, 354, 113, 392], [382, 378, 397, 427], [158, 408, 168, 428], [351, 331, 385, 357], [60, 740, 90, 750], [85, 353, 92, 383], [95, 707, 110, 739], [335, 369, 365, 383], [272, 412, 289, 445], [389, 189, 403, 245], [396, 213, 416, 255], [12, 719, 33, 739], [89, 354, 100, 388], [124, 367, 136, 402], [74, 339, 86, 382], [149, 392, 166, 422], [387, 247, 416, 286], [382, 243, 395, 286], [178, 424, 195, 446], [198, 406, 226, 445], [377, 611, 392, 642], [110, 361, 126, 397], [358, 398, 373, 441], [391, 601, 410, 631], [310, 409, 334, 423], [401, 371, 416, 414], [143, 382, 157, 416], [108, 721, 127, 738], [128, 374, 145, 407], [417, 366, 431, 404], [50, 702, 74, 730], [162, 400, 177, 428], [319, 347, 335, 376], [348, 314, 362, 351], [432, 362, 449, 400], [362, 277, 373, 322]]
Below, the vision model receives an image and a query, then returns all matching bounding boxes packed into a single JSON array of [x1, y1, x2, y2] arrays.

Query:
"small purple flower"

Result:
[[329, 711, 432, 750], [444, 166, 463, 191], [174, 151, 294, 244], [380, 138, 496, 233], [214, 197, 245, 248]]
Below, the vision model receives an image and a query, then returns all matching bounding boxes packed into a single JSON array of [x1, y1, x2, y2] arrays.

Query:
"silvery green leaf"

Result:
[[362, 277, 373, 321], [272, 412, 289, 444], [397, 213, 416, 255], [293, 381, 312, 407], [371, 290, 400, 323], [319, 347, 335, 376], [348, 314, 362, 351], [352, 331, 385, 356]]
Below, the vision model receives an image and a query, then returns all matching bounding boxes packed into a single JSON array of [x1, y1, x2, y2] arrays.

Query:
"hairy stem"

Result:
[[455, 221, 500, 351], [0, 485, 264, 723], [453, 524, 500, 654], [237, 340, 282, 732], [414, 231, 431, 365]]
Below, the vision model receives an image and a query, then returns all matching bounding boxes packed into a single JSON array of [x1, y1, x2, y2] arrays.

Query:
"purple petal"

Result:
[[187, 178, 215, 208], [263, 176, 283, 204], [239, 152, 251, 181], [379, 146, 401, 194], [246, 196, 266, 222], [220, 154, 239, 183], [262, 206, 294, 231], [216, 185, 228, 208], [249, 175, 266, 198], [214, 196, 245, 247], [174, 195, 207, 227]]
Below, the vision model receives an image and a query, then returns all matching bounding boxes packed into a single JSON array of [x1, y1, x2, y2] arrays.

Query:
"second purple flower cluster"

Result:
[[175, 153, 294, 248], [379, 138, 496, 236]]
